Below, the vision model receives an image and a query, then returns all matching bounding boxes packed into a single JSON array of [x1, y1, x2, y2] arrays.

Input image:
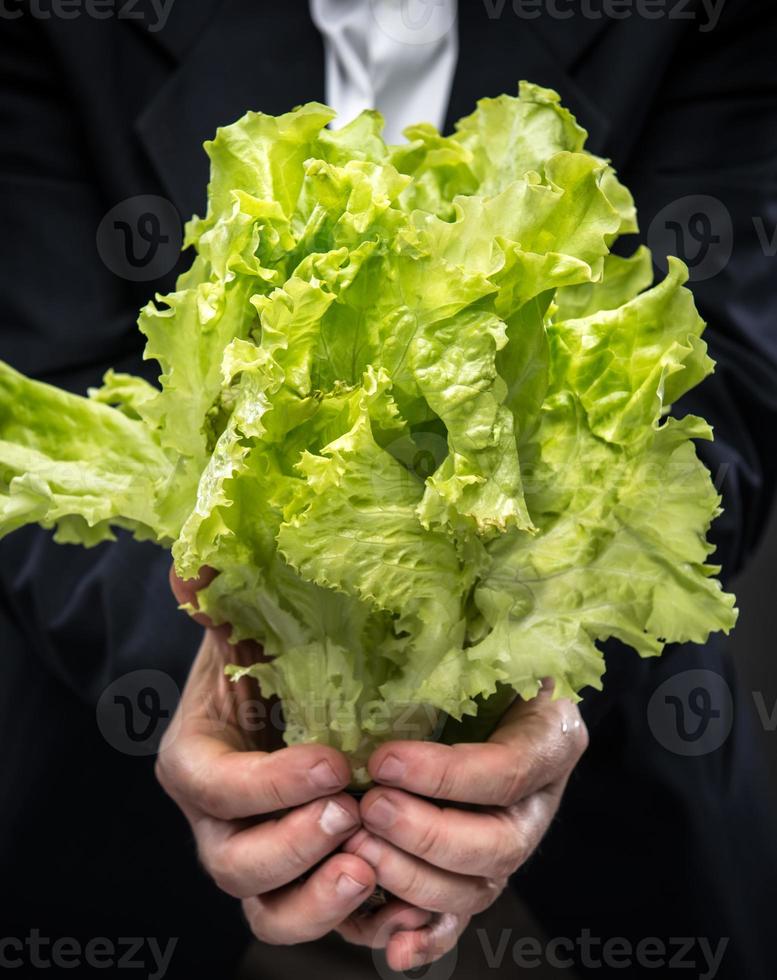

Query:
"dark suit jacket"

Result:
[[1, 2, 776, 977]]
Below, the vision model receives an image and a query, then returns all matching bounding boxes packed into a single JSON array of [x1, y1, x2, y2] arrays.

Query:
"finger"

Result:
[[242, 853, 376, 945], [169, 564, 218, 627], [343, 828, 501, 916], [338, 901, 463, 972], [368, 692, 588, 806], [358, 787, 555, 879], [387, 912, 467, 973], [161, 625, 270, 755], [156, 737, 352, 820], [194, 793, 362, 898], [337, 900, 433, 949]]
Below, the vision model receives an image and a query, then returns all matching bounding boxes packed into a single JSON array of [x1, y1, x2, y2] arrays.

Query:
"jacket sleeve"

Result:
[[0, 13, 202, 703], [620, 0, 777, 584]]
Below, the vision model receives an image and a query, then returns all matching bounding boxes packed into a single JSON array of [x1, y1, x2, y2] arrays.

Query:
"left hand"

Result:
[[338, 684, 589, 972]]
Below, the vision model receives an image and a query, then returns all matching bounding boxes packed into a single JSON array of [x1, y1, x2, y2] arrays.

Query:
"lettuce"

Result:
[[0, 83, 736, 783]]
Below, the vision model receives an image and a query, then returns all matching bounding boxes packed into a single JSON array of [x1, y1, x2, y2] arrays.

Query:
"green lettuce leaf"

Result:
[[0, 83, 737, 783]]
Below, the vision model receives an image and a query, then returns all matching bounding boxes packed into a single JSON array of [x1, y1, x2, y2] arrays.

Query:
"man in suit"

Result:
[[1, 1, 775, 977]]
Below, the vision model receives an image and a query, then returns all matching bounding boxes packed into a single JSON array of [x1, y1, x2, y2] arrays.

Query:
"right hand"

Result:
[[155, 567, 380, 944]]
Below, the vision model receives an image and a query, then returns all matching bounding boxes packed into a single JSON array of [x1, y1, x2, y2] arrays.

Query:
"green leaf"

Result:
[[0, 361, 172, 543], [0, 86, 736, 777]]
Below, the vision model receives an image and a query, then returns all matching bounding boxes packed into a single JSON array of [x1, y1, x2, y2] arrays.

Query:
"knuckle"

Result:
[[428, 751, 459, 799], [551, 702, 588, 765], [249, 923, 291, 946], [570, 715, 590, 759], [154, 744, 190, 801], [471, 877, 502, 915], [509, 824, 531, 872], [494, 843, 522, 879], [403, 860, 431, 905], [202, 840, 244, 898], [197, 774, 236, 821], [262, 766, 289, 812], [306, 905, 341, 940], [280, 827, 313, 872], [154, 755, 170, 793], [405, 863, 444, 912], [428, 765, 450, 800], [335, 920, 373, 948], [413, 816, 443, 861], [183, 756, 219, 811], [498, 761, 527, 807], [242, 900, 285, 945], [492, 815, 529, 876]]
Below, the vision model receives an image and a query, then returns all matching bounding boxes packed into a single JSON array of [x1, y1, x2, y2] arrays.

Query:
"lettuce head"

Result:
[[0, 83, 737, 783]]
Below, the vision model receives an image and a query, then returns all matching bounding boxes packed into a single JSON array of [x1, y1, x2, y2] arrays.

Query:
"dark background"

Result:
[[731, 501, 777, 803]]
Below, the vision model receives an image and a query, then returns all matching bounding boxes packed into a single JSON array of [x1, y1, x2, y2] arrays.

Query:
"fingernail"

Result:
[[376, 753, 406, 783], [319, 800, 358, 836], [364, 795, 398, 830], [335, 873, 369, 900], [310, 760, 342, 790], [355, 834, 383, 867]]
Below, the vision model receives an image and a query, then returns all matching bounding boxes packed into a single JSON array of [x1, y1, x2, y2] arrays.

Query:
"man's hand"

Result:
[[155, 569, 378, 944], [338, 686, 589, 971], [157, 568, 587, 964]]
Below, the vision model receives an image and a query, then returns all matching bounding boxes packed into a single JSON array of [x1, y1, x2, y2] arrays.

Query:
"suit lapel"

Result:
[[128, 0, 225, 63], [134, 0, 325, 221], [446, 3, 612, 154]]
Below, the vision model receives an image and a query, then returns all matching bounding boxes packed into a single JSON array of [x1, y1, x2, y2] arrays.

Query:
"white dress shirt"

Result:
[[309, 0, 459, 143]]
